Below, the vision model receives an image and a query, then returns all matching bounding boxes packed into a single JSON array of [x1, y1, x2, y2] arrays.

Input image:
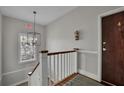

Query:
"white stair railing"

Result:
[[28, 50, 48, 86], [47, 48, 78, 85], [28, 49, 78, 86]]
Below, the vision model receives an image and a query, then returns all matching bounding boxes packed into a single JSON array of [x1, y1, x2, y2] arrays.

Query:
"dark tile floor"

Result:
[[18, 75, 104, 86], [64, 74, 104, 86]]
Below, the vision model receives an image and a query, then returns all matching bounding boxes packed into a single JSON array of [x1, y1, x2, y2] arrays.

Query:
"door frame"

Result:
[[98, 7, 124, 82]]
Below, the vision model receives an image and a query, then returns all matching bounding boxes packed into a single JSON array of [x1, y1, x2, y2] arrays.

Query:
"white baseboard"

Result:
[[10, 79, 28, 86], [78, 69, 99, 81]]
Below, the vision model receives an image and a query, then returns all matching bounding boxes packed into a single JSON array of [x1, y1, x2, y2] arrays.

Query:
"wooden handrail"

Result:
[[28, 63, 40, 76], [47, 50, 76, 56], [39, 50, 48, 53], [47, 48, 79, 56]]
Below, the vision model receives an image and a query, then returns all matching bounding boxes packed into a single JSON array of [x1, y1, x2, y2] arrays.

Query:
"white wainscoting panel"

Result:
[[2, 67, 34, 86], [78, 69, 98, 81], [78, 50, 99, 81]]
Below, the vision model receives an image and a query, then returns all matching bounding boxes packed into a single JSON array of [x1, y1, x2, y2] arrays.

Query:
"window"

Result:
[[18, 33, 37, 63]]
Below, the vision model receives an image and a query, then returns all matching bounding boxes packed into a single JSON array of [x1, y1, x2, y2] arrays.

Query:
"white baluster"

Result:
[[48, 56, 51, 85], [65, 53, 67, 77], [61, 54, 63, 80], [69, 53, 71, 75], [58, 54, 61, 81], [67, 53, 69, 76], [57, 54, 59, 81], [53, 55, 55, 82], [63, 54, 65, 78], [70, 53, 72, 74], [58, 54, 60, 81], [55, 55, 57, 82]]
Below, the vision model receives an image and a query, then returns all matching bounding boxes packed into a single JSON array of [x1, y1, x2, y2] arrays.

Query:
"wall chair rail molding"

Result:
[[2, 66, 34, 76], [78, 49, 98, 54]]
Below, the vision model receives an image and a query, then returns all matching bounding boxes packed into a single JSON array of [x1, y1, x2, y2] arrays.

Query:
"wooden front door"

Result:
[[102, 11, 124, 86]]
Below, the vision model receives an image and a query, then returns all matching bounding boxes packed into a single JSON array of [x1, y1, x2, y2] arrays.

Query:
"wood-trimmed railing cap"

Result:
[[28, 72, 32, 76], [28, 63, 40, 76], [39, 50, 48, 53]]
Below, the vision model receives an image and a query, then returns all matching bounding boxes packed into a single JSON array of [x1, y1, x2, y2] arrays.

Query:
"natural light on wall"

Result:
[[18, 32, 37, 63]]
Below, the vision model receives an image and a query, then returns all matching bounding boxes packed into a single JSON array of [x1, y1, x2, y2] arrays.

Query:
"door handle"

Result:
[[103, 48, 107, 51], [103, 42, 106, 45]]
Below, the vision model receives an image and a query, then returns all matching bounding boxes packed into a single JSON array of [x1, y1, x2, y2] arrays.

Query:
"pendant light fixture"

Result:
[[27, 11, 41, 46]]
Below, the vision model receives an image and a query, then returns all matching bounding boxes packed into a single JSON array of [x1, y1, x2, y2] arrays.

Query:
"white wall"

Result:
[[2, 16, 46, 85], [0, 13, 2, 85], [46, 6, 120, 81]]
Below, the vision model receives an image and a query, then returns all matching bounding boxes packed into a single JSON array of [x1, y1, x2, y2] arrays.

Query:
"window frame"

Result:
[[18, 32, 37, 63]]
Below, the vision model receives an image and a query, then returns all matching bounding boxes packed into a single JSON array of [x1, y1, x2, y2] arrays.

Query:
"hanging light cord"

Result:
[[32, 11, 36, 58], [33, 11, 36, 34], [33, 11, 36, 45]]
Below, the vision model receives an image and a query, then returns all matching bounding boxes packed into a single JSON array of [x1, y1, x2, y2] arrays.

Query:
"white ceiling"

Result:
[[0, 6, 77, 25]]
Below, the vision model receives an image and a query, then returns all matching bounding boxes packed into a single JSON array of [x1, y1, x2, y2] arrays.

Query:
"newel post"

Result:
[[73, 48, 79, 73], [39, 50, 48, 86]]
